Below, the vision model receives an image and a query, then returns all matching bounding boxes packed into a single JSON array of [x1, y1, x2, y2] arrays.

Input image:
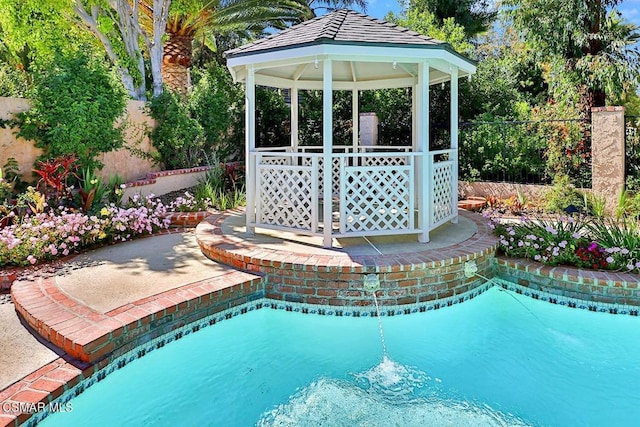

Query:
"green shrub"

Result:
[[542, 175, 584, 213], [193, 163, 245, 211], [0, 63, 29, 97], [16, 54, 126, 171], [147, 90, 205, 169], [587, 218, 640, 271], [190, 64, 244, 160], [627, 193, 640, 219]]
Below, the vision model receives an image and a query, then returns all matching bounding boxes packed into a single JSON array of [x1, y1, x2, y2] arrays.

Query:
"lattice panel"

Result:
[[362, 156, 407, 167], [342, 168, 411, 232], [261, 156, 290, 166], [302, 156, 340, 197], [432, 162, 454, 225], [257, 167, 314, 231]]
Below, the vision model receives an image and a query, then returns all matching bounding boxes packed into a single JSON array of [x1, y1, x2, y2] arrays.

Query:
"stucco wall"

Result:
[[459, 181, 551, 200], [121, 167, 212, 201], [0, 98, 42, 181], [0, 97, 159, 183], [591, 107, 625, 213]]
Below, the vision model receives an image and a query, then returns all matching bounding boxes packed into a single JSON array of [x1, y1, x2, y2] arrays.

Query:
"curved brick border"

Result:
[[496, 258, 640, 306], [2, 267, 261, 426], [11, 270, 261, 365], [196, 209, 499, 307], [165, 211, 210, 228], [124, 166, 213, 188]]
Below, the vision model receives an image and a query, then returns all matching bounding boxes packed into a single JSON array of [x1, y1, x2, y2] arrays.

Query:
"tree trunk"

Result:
[[162, 33, 193, 96], [578, 85, 606, 124]]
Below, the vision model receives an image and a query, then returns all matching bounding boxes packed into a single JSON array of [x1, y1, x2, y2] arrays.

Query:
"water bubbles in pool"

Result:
[[352, 356, 437, 403], [257, 357, 531, 427]]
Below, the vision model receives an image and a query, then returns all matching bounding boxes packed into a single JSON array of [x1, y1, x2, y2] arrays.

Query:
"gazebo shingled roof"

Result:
[[225, 9, 446, 58]]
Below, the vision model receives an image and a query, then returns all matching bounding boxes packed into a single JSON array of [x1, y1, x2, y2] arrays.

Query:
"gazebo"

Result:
[[225, 10, 476, 247]]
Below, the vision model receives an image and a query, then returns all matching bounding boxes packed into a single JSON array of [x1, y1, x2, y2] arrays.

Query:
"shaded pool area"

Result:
[[39, 285, 640, 426]]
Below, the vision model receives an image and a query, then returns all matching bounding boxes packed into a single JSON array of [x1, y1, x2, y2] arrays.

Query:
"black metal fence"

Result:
[[456, 119, 592, 188], [625, 116, 640, 192]]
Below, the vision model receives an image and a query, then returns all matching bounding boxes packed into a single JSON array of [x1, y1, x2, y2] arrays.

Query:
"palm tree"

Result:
[[141, 0, 313, 95], [306, 0, 367, 15]]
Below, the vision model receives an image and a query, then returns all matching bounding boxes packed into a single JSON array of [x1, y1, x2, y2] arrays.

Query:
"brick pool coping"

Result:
[[3, 210, 639, 426], [496, 258, 640, 306], [196, 209, 498, 307]]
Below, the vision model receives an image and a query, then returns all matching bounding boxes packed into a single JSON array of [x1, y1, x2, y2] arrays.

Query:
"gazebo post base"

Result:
[[418, 232, 430, 243], [451, 217, 459, 224], [323, 235, 332, 248], [246, 226, 255, 235]]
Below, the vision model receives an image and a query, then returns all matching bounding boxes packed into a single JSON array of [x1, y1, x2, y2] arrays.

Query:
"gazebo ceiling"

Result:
[[225, 10, 476, 90]]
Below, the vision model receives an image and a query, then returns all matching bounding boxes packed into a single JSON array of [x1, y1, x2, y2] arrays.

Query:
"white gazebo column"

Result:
[[291, 84, 299, 152], [245, 66, 256, 234], [450, 66, 459, 224], [352, 88, 359, 150], [417, 62, 430, 243], [322, 59, 333, 247], [411, 85, 417, 151], [411, 84, 418, 212]]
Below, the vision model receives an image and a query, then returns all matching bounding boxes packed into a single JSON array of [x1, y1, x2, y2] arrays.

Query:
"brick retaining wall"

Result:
[[496, 258, 640, 306]]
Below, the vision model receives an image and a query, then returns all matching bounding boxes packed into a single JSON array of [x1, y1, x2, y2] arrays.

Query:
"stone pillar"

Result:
[[591, 106, 625, 213], [359, 112, 379, 147]]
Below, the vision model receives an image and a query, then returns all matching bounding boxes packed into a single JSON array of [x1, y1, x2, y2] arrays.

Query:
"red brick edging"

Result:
[[496, 258, 640, 306], [196, 209, 499, 307], [165, 211, 210, 228], [124, 166, 213, 188]]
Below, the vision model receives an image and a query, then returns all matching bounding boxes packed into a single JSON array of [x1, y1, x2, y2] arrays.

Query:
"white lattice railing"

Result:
[[255, 152, 319, 232], [249, 147, 456, 240], [338, 154, 414, 234], [429, 149, 457, 230]]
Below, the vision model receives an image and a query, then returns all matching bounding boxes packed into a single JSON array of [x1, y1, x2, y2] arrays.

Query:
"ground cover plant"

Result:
[[489, 213, 640, 273], [0, 192, 170, 267]]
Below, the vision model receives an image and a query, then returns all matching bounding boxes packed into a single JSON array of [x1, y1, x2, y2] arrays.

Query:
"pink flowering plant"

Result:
[[489, 212, 640, 273], [0, 193, 170, 267], [167, 192, 210, 212]]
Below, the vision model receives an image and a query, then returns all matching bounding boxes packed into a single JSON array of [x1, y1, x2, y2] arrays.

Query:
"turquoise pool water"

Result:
[[41, 286, 640, 426]]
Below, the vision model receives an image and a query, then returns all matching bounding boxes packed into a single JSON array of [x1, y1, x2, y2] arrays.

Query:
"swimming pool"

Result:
[[40, 285, 640, 426]]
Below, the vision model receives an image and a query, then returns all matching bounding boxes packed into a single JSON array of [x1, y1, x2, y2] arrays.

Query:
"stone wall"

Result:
[[591, 106, 625, 213], [0, 97, 159, 183]]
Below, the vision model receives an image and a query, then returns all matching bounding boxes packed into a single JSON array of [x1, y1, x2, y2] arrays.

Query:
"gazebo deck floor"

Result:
[[219, 208, 481, 257]]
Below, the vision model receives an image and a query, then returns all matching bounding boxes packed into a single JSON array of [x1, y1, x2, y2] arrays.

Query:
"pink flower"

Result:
[[27, 255, 36, 265]]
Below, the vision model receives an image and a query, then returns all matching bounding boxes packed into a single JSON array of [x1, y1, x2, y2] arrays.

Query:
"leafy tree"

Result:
[[408, 0, 497, 37], [0, 0, 89, 62], [16, 54, 127, 171], [504, 0, 640, 122], [388, 8, 473, 55], [307, 0, 367, 15], [72, 0, 170, 100]]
